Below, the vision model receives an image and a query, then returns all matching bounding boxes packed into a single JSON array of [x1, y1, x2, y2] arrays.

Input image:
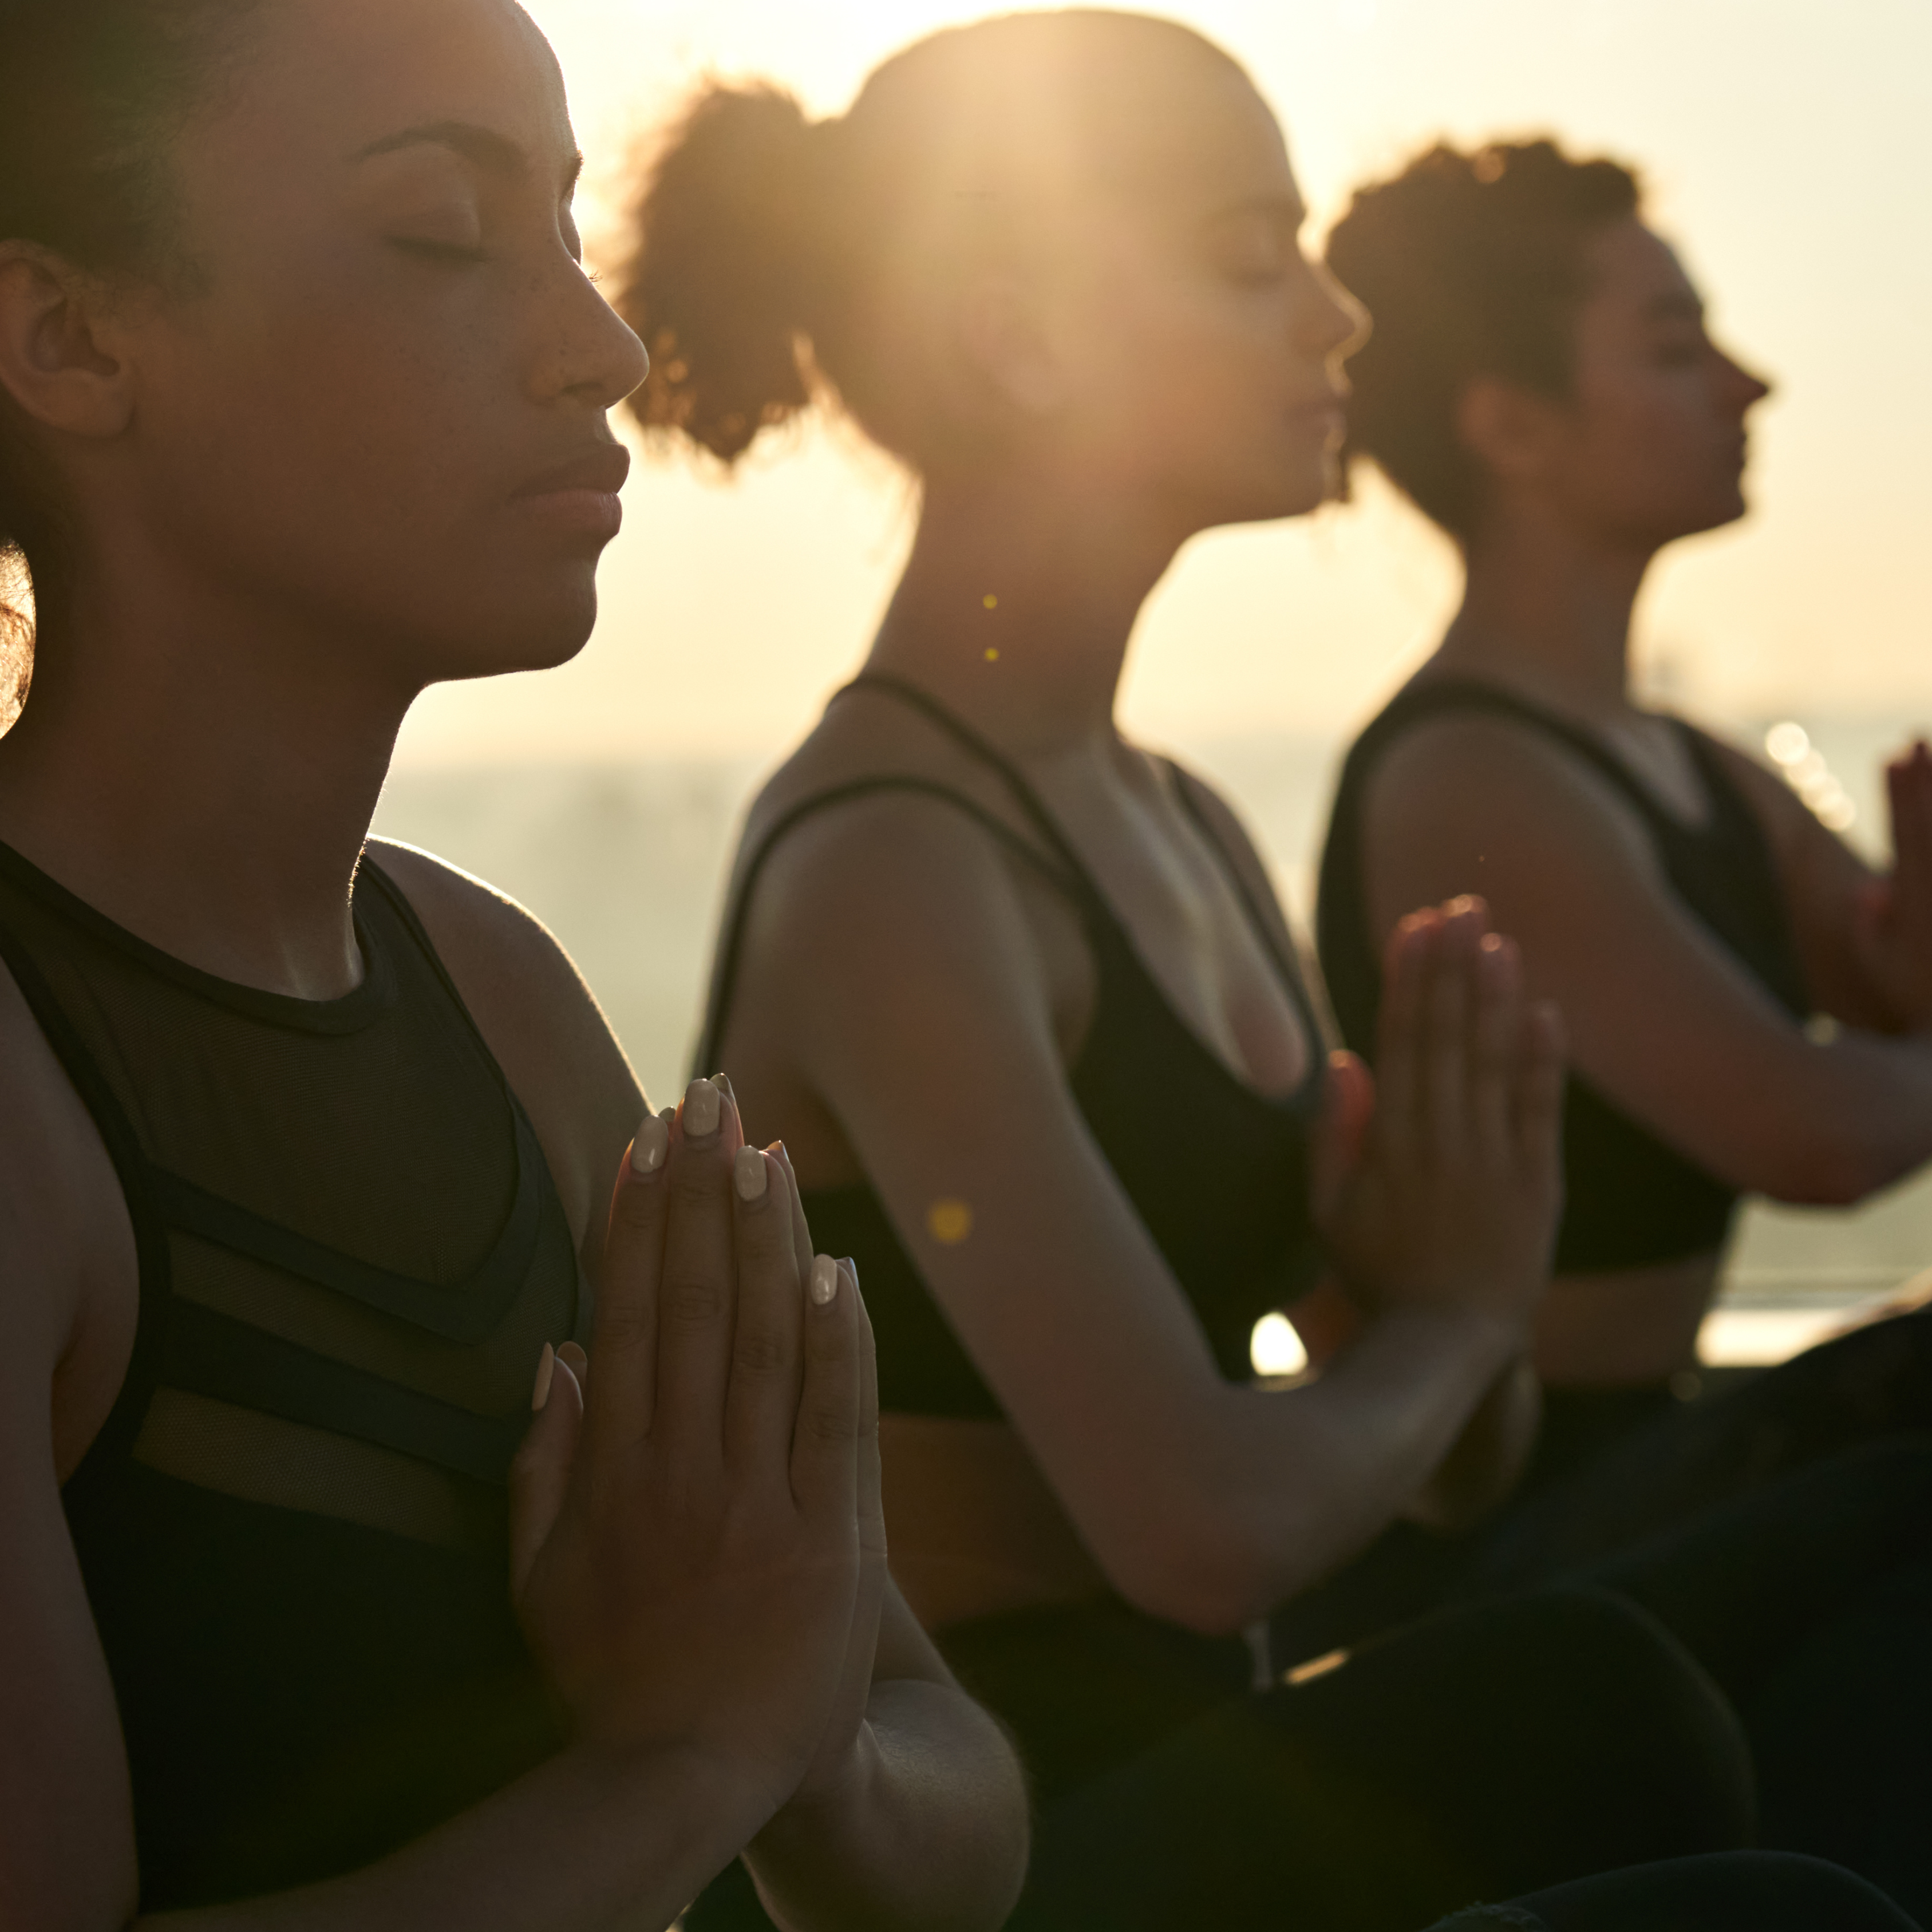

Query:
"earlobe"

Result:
[[0, 245, 137, 442], [1455, 376, 1556, 485], [956, 269, 1069, 418]]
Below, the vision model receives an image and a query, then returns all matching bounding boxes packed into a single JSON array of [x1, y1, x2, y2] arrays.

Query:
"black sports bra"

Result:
[[697, 673, 1329, 1418], [1316, 678, 1810, 1275], [0, 840, 582, 1909]]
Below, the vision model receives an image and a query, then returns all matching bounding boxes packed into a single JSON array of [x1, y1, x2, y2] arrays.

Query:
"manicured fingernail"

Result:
[[809, 1255, 840, 1308], [683, 1078, 721, 1140], [713, 1072, 737, 1107], [733, 1144, 769, 1203], [532, 1342, 556, 1413], [841, 1257, 860, 1290], [558, 1341, 588, 1380], [631, 1112, 670, 1175]]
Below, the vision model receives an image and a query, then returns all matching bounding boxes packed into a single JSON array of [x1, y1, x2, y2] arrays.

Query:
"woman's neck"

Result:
[[1435, 509, 1657, 721], [0, 550, 408, 1001], [867, 473, 1180, 757]]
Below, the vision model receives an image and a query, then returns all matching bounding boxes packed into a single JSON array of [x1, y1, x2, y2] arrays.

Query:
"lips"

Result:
[[513, 441, 633, 501]]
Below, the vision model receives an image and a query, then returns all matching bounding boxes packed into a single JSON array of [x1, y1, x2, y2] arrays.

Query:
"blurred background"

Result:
[[373, 0, 1932, 1361]]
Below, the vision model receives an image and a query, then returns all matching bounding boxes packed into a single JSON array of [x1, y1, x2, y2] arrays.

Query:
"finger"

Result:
[[558, 1340, 589, 1389], [509, 1348, 584, 1601], [710, 1073, 748, 1159], [848, 1263, 886, 1563], [1514, 998, 1568, 1179], [1374, 910, 1437, 1167], [774, 1142, 816, 1287], [587, 1112, 671, 1458], [792, 1254, 861, 1523], [1309, 1049, 1374, 1226], [1420, 901, 1480, 1155], [1468, 933, 1523, 1172], [653, 1078, 741, 1463], [724, 1145, 808, 1477]]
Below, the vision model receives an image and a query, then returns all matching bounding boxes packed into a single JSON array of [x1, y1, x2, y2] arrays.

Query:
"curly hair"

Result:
[[0, 0, 268, 718], [615, 10, 1250, 471], [1325, 137, 1641, 542]]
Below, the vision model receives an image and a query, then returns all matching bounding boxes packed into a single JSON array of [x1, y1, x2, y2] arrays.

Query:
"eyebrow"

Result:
[[353, 119, 583, 192]]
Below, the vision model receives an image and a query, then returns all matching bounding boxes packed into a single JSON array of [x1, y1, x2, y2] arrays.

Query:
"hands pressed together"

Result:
[[508, 1076, 887, 1834], [1314, 895, 1567, 1341], [1853, 739, 1932, 1030]]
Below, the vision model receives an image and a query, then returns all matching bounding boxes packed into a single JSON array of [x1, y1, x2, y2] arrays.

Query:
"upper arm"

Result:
[[0, 977, 139, 1930], [1358, 717, 1868, 1196], [367, 842, 645, 1273], [734, 801, 1245, 1599]]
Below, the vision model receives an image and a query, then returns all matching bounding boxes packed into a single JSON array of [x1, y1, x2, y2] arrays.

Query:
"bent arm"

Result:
[[749, 801, 1528, 1637], [1361, 718, 1932, 1207], [741, 1585, 1029, 1932]]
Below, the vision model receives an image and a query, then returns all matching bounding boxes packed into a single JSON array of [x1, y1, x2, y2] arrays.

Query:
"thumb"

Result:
[[509, 1346, 585, 1602], [1310, 1049, 1375, 1225]]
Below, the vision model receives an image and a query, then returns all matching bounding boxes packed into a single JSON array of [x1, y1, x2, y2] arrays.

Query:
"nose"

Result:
[[537, 254, 651, 413], [1718, 346, 1772, 416], [1303, 256, 1370, 365]]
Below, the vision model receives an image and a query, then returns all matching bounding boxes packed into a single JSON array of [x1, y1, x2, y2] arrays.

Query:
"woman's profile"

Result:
[[619, 14, 1932, 1927], [0, 1, 1029, 1925], [1316, 139, 1932, 1556]]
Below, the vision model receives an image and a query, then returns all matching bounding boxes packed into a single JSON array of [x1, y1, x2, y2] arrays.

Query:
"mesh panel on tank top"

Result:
[[0, 841, 583, 1553]]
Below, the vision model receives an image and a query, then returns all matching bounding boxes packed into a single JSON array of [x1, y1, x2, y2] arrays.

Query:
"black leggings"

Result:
[[1429, 1852, 1920, 1931], [1002, 1586, 1754, 1932]]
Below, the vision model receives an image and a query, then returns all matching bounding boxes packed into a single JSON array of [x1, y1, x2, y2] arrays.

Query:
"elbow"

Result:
[[1756, 1129, 1902, 1208], [1098, 1493, 1289, 1639]]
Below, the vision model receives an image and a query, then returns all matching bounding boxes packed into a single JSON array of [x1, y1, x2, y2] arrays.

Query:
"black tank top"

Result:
[[1316, 678, 1809, 1274], [0, 841, 583, 1910], [697, 674, 1327, 1420]]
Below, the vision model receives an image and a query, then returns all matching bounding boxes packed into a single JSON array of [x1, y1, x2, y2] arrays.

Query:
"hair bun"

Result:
[[619, 82, 829, 464]]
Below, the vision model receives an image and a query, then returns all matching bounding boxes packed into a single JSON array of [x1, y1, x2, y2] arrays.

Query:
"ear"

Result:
[[1455, 374, 1564, 488], [0, 244, 137, 443], [954, 266, 1072, 419]]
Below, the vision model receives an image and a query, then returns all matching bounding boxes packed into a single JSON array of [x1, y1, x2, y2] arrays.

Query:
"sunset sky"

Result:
[[393, 0, 1932, 767]]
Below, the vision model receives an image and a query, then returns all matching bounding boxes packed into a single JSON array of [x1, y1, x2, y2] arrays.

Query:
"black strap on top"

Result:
[[1368, 677, 1717, 839], [697, 671, 1317, 1076]]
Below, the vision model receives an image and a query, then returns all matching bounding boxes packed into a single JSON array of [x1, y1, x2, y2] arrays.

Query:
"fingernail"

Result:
[[558, 1341, 589, 1379], [683, 1077, 721, 1140], [713, 1072, 737, 1107], [841, 1257, 860, 1291], [810, 1255, 840, 1308], [631, 1112, 670, 1175], [532, 1342, 556, 1413], [733, 1144, 769, 1203]]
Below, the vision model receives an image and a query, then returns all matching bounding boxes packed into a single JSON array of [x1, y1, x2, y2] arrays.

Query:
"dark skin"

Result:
[[706, 53, 1564, 1642], [1355, 216, 1932, 1387], [0, 1, 1025, 1926]]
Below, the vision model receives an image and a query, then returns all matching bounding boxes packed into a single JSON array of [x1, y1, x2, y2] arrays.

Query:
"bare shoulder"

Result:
[[1160, 758, 1295, 938], [1365, 708, 1660, 870], [0, 959, 134, 1476], [365, 840, 643, 1249]]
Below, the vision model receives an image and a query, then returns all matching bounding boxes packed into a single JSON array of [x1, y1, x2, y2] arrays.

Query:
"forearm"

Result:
[[1744, 1029, 1932, 1203], [140, 1743, 772, 1932], [1225, 1307, 1525, 1616], [743, 1681, 1029, 1932]]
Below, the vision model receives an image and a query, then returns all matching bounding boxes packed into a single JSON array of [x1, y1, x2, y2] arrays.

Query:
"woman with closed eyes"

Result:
[[0, 2, 1028, 1926]]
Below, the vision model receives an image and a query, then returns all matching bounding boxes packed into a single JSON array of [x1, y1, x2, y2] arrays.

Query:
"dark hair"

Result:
[[617, 9, 1248, 469], [1325, 138, 1641, 542], [0, 0, 267, 718]]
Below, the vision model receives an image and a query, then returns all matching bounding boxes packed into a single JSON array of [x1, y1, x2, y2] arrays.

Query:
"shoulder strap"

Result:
[[1354, 676, 1684, 832], [837, 673, 1108, 887], [694, 771, 1088, 1081]]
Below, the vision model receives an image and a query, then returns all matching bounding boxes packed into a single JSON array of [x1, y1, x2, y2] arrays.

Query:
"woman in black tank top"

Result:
[[1314, 139, 1932, 1535], [618, 19, 1932, 1929], [0, 5, 1028, 1927]]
